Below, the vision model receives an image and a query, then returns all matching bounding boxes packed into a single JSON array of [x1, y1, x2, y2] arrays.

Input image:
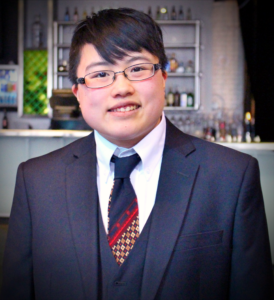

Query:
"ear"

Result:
[[162, 71, 168, 88], [72, 84, 79, 99]]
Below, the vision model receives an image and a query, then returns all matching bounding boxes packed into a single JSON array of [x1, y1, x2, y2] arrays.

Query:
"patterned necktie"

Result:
[[108, 153, 141, 266]]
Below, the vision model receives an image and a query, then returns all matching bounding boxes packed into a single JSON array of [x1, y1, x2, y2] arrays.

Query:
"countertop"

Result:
[[0, 129, 274, 151]]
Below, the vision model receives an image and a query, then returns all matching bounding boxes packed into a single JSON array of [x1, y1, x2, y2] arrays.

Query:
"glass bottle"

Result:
[[174, 88, 180, 106], [64, 7, 70, 21], [219, 121, 226, 142], [178, 6, 184, 20], [82, 8, 87, 20], [2, 109, 8, 129], [156, 6, 161, 20], [90, 7, 95, 17], [167, 87, 174, 106], [186, 8, 192, 20], [73, 7, 79, 22], [180, 90, 187, 107], [176, 61, 185, 73], [185, 60, 194, 73], [187, 92, 194, 107], [147, 6, 152, 18], [169, 53, 178, 72], [32, 14, 43, 48], [171, 6, 177, 20], [160, 6, 169, 20]]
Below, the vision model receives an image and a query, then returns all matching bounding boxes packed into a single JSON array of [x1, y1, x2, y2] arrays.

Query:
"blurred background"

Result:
[[0, 0, 273, 286], [0, 0, 273, 141]]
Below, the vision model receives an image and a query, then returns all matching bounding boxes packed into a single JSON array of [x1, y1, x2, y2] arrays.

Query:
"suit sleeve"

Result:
[[1, 163, 35, 299], [229, 157, 274, 300]]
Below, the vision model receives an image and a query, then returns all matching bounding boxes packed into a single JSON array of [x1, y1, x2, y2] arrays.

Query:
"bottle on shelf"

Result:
[[180, 89, 187, 108], [178, 6, 184, 20], [185, 60, 194, 73], [2, 109, 8, 129], [187, 92, 194, 108], [244, 112, 252, 143], [204, 117, 216, 142], [186, 8, 192, 20], [174, 88, 180, 106], [160, 6, 169, 20], [32, 14, 43, 48], [90, 7, 95, 17], [167, 87, 175, 107], [219, 121, 226, 142], [171, 6, 177, 20], [156, 6, 161, 20], [147, 6, 152, 18], [82, 8, 87, 20], [73, 7, 79, 22], [176, 62, 185, 73], [169, 53, 178, 72], [58, 60, 68, 72], [64, 7, 70, 21]]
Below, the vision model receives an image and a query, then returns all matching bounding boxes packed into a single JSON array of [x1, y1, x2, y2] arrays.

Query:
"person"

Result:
[[1, 8, 273, 300]]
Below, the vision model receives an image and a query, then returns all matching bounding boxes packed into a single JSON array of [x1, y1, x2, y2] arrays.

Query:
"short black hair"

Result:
[[68, 8, 168, 85]]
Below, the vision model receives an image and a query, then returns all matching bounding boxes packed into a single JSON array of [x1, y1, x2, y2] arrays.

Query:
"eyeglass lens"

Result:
[[84, 63, 156, 88]]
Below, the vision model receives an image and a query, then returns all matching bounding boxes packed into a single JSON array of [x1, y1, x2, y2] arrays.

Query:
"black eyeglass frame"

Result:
[[76, 63, 162, 88]]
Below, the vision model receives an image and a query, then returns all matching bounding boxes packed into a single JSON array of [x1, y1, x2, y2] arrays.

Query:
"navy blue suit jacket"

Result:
[[1, 119, 273, 299]]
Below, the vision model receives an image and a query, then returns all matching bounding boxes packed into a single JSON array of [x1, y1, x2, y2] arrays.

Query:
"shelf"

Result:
[[56, 21, 79, 25], [56, 44, 71, 48], [56, 44, 198, 49], [57, 72, 69, 76], [156, 20, 200, 25], [164, 43, 198, 48], [164, 106, 198, 111], [53, 20, 201, 107], [56, 20, 200, 26], [167, 72, 196, 77]]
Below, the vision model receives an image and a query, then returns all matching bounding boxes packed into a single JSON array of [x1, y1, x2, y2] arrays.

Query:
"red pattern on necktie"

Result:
[[108, 181, 140, 265]]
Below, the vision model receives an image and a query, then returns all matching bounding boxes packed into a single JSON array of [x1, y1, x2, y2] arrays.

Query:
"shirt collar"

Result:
[[94, 112, 166, 181], [132, 112, 166, 180]]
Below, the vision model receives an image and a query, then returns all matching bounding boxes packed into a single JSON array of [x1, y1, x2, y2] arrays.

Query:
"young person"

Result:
[[1, 8, 273, 300]]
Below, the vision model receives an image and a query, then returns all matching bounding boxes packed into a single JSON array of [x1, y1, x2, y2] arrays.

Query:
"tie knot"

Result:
[[112, 153, 141, 179]]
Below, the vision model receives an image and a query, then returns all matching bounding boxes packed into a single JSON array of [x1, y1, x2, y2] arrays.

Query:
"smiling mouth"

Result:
[[109, 105, 140, 112]]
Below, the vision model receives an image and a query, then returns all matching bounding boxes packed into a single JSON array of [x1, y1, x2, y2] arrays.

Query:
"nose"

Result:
[[110, 71, 135, 98]]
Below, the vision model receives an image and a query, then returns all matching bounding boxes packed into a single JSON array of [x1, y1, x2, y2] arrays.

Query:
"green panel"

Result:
[[23, 50, 48, 115]]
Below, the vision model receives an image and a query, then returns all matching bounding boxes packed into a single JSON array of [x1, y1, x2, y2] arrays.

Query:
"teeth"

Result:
[[113, 105, 138, 112]]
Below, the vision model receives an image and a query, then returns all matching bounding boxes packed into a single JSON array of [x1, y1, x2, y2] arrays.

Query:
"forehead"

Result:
[[77, 44, 158, 74]]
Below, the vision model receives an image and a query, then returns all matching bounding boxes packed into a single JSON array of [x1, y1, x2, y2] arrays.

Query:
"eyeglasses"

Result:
[[76, 63, 162, 89]]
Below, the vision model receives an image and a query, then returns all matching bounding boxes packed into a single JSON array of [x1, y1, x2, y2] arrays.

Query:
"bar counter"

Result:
[[1, 129, 274, 149], [0, 129, 274, 262]]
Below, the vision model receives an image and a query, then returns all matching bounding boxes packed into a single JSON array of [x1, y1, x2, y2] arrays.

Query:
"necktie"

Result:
[[108, 153, 141, 266]]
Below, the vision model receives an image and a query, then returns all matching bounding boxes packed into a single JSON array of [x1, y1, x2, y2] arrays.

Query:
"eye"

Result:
[[131, 67, 144, 73], [87, 71, 111, 79], [95, 72, 109, 78]]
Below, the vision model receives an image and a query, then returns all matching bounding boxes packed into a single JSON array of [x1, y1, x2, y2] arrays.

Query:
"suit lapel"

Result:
[[65, 133, 100, 299], [141, 120, 200, 300]]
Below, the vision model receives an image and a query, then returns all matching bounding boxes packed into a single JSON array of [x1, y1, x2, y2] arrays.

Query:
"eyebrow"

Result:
[[85, 61, 112, 73], [85, 56, 152, 73]]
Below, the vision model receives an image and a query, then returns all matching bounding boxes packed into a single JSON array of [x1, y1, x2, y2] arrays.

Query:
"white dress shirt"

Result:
[[95, 113, 166, 234]]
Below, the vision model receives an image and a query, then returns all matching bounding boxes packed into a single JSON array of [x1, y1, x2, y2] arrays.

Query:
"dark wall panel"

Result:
[[0, 0, 18, 64]]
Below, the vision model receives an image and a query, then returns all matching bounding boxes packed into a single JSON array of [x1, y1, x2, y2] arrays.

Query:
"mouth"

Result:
[[108, 104, 140, 113]]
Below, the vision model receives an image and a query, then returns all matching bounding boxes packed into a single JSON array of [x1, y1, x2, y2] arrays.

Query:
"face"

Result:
[[72, 44, 167, 148]]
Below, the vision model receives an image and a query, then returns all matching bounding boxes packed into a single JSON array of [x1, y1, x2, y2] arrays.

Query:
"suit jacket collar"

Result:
[[141, 118, 199, 300], [65, 132, 100, 299]]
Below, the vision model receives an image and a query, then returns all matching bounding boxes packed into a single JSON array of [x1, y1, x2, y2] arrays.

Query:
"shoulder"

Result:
[[166, 119, 256, 172], [21, 132, 95, 172]]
